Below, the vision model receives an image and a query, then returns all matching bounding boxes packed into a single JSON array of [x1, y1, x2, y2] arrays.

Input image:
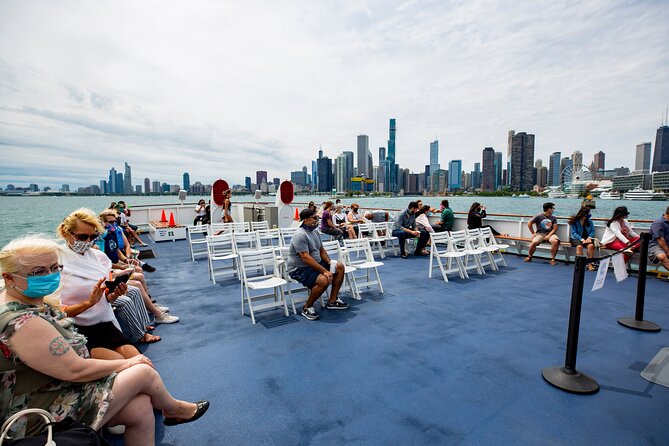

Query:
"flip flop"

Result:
[[139, 333, 161, 344]]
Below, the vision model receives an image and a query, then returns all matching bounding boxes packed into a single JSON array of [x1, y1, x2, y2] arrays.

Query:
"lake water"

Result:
[[0, 194, 666, 248]]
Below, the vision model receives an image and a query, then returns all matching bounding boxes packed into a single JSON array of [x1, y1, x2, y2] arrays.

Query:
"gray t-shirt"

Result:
[[369, 210, 388, 223], [530, 213, 557, 235], [287, 226, 322, 271], [649, 216, 669, 248]]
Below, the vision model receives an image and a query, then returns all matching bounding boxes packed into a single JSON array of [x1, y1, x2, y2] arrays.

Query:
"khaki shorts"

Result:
[[532, 233, 560, 244]]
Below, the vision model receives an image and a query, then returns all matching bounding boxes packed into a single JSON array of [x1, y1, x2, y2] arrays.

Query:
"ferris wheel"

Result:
[[559, 163, 594, 192]]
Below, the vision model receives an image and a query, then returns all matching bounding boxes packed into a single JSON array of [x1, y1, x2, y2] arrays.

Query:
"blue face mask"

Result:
[[14, 272, 61, 299]]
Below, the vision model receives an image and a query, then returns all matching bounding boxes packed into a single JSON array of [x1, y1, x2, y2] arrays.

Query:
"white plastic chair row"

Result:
[[355, 222, 399, 258], [428, 229, 507, 282], [238, 248, 289, 324]]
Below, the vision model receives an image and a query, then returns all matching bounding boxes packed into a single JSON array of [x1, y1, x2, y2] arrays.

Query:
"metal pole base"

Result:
[[617, 318, 661, 332], [542, 366, 600, 394]]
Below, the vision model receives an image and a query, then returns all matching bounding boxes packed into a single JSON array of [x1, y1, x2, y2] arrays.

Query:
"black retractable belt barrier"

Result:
[[542, 256, 600, 394], [618, 232, 661, 332]]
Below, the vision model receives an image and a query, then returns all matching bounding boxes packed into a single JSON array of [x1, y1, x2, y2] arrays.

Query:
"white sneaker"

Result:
[[156, 305, 170, 312], [107, 425, 126, 435], [155, 311, 179, 324]]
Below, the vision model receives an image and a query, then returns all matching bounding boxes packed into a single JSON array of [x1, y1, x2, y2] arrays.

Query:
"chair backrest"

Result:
[[209, 223, 231, 235], [237, 249, 279, 281], [356, 223, 376, 239], [343, 238, 375, 264], [280, 227, 299, 246], [479, 227, 499, 246], [448, 230, 469, 251], [251, 221, 269, 231], [233, 231, 261, 253], [206, 233, 235, 257], [321, 240, 342, 261], [256, 228, 282, 247], [232, 222, 250, 232], [465, 228, 483, 249], [187, 225, 208, 241]]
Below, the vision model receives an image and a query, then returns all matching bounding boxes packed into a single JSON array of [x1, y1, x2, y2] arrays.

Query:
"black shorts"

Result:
[[75, 321, 130, 351], [289, 260, 330, 288]]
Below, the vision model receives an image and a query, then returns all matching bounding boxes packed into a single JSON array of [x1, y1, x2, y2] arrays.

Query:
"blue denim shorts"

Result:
[[289, 260, 330, 288]]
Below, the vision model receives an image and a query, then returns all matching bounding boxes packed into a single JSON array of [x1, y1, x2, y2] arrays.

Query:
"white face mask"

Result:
[[70, 239, 96, 254]]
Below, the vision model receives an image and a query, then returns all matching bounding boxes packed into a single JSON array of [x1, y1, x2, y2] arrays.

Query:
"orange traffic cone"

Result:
[[160, 210, 167, 222], [294, 207, 299, 220], [168, 212, 176, 227]]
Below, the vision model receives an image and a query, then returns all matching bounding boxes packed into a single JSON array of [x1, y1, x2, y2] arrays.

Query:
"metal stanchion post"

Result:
[[618, 232, 661, 332], [542, 256, 600, 394]]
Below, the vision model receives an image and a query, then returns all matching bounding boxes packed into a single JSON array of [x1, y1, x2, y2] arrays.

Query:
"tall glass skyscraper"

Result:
[[448, 160, 462, 191], [429, 140, 440, 174], [510, 132, 535, 191], [548, 152, 561, 186], [385, 119, 398, 193], [652, 126, 669, 172], [482, 147, 495, 191]]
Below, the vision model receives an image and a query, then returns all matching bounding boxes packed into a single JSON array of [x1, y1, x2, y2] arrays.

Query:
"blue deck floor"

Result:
[[111, 239, 669, 445]]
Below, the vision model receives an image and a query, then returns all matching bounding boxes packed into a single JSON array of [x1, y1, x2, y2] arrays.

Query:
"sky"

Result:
[[1, 0, 668, 189]]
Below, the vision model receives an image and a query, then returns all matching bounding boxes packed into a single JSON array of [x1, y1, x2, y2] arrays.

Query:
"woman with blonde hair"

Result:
[[0, 234, 209, 443], [58, 208, 158, 354]]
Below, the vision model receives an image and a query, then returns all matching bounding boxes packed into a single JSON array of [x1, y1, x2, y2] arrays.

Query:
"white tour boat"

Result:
[[623, 186, 667, 201], [599, 190, 621, 200]]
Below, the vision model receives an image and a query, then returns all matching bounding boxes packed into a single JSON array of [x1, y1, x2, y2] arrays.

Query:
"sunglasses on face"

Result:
[[105, 219, 117, 224], [69, 231, 100, 242]]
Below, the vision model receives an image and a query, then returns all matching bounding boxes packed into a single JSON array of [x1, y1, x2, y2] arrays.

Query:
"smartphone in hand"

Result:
[[105, 274, 131, 293]]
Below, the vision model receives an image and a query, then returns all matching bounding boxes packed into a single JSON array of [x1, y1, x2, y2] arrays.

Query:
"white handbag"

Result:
[[0, 409, 55, 446]]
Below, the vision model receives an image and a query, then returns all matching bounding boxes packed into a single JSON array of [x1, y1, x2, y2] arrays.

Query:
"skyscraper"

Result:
[[481, 147, 495, 192], [245, 177, 251, 191], [448, 160, 462, 191], [256, 171, 268, 188], [652, 126, 669, 172], [472, 162, 481, 189], [335, 153, 352, 193], [593, 151, 605, 171], [510, 132, 535, 191], [548, 152, 561, 186], [635, 143, 652, 173], [379, 147, 386, 162], [123, 162, 132, 194], [429, 140, 440, 174], [572, 151, 583, 168], [182, 172, 190, 191], [357, 135, 371, 179], [507, 130, 515, 185], [386, 119, 398, 193], [144, 178, 151, 194], [494, 152, 503, 191], [317, 156, 333, 192], [108, 167, 117, 194]]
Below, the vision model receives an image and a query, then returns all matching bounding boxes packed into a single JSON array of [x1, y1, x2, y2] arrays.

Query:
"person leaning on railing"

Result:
[[467, 202, 504, 236], [0, 234, 209, 444]]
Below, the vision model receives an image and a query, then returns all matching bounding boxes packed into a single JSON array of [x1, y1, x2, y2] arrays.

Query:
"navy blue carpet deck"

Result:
[[109, 240, 669, 445]]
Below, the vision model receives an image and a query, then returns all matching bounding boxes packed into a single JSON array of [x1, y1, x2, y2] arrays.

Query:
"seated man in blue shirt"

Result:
[[392, 201, 430, 259], [648, 206, 669, 271], [287, 208, 349, 321]]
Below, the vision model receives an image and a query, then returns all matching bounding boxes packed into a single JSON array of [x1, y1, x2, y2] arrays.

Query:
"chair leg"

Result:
[[374, 268, 384, 293]]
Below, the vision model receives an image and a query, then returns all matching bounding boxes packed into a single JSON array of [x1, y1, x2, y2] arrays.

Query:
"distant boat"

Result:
[[512, 193, 530, 198], [623, 186, 667, 201], [547, 188, 567, 199], [599, 190, 621, 200]]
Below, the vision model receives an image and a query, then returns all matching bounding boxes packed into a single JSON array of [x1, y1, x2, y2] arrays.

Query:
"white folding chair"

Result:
[[206, 233, 238, 284], [466, 229, 498, 272], [479, 227, 509, 268], [374, 222, 399, 257], [356, 223, 386, 258], [342, 238, 384, 295], [251, 221, 270, 231], [280, 227, 299, 247], [450, 230, 485, 276], [232, 222, 250, 232], [238, 249, 289, 324], [428, 232, 468, 282], [322, 240, 360, 302], [256, 228, 282, 248], [187, 225, 209, 261], [274, 246, 310, 315], [233, 231, 261, 253], [209, 223, 232, 236]]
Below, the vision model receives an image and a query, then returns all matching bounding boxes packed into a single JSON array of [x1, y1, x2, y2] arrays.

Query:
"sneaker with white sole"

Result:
[[301, 306, 319, 321], [156, 305, 170, 312], [326, 298, 349, 310], [155, 312, 179, 324]]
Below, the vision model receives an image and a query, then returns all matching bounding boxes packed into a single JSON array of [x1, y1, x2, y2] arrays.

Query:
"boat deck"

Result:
[[109, 239, 669, 445]]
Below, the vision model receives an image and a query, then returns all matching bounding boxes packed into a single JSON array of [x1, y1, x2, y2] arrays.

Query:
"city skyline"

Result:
[[1, 1, 668, 188]]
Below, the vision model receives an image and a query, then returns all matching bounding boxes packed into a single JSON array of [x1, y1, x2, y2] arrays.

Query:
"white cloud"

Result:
[[0, 0, 667, 188]]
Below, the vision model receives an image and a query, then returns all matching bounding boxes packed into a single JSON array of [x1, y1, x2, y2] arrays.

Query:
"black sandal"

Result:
[[163, 400, 210, 426]]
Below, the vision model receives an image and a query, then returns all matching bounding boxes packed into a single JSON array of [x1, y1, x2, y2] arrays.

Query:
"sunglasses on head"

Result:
[[69, 231, 100, 242]]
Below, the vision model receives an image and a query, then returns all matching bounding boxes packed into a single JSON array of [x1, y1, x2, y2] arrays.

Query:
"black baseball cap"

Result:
[[300, 208, 318, 221]]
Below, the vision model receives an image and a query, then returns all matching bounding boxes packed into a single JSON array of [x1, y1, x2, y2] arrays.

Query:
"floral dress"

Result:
[[0, 302, 116, 437]]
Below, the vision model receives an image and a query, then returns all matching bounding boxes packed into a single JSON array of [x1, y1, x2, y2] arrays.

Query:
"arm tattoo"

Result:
[[48, 336, 70, 356]]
